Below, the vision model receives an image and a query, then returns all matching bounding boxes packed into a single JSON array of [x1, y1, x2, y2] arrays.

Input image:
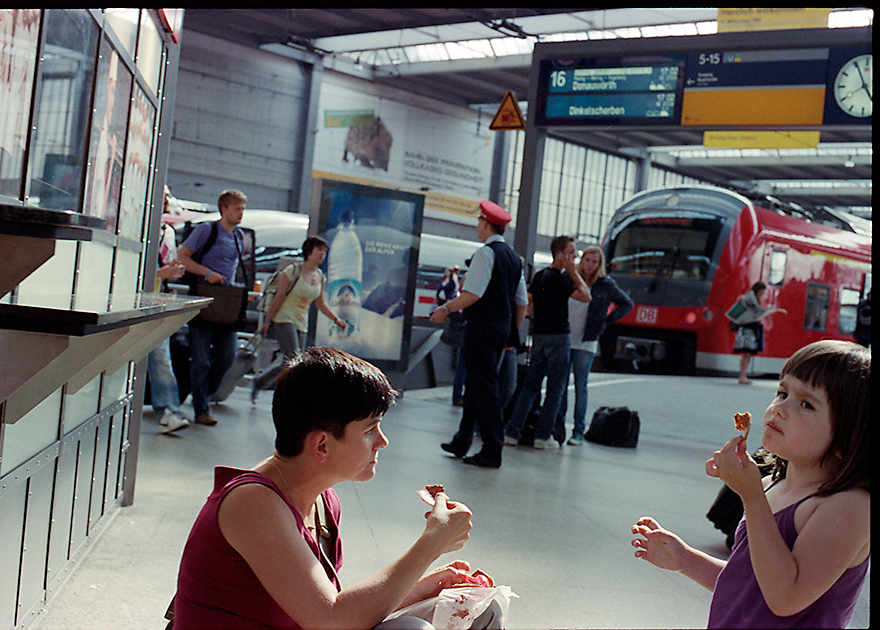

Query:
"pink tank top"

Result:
[[708, 496, 868, 628], [173, 467, 342, 629]]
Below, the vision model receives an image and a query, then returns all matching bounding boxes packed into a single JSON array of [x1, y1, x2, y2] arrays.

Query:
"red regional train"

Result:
[[599, 186, 872, 376]]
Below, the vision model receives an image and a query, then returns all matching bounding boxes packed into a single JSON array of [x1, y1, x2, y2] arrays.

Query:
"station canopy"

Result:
[[182, 8, 872, 218]]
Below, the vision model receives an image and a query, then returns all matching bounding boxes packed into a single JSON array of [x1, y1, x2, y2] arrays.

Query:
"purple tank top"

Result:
[[707, 496, 869, 628]]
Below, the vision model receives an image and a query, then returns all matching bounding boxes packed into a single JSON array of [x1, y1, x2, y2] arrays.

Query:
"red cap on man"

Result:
[[479, 200, 512, 226]]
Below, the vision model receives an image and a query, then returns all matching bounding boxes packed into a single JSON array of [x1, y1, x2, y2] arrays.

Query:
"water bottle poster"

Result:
[[313, 180, 425, 371]]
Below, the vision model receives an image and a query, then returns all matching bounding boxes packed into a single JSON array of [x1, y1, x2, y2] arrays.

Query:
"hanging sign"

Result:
[[490, 91, 526, 130]]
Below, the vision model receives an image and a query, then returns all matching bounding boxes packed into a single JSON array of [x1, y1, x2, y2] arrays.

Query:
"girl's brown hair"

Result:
[[767, 340, 870, 496]]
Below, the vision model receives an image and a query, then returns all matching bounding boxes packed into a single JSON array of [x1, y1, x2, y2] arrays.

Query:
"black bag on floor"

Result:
[[707, 484, 742, 549], [585, 406, 640, 448]]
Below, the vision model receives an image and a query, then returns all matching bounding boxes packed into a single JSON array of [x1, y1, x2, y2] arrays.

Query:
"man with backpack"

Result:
[[177, 189, 248, 426]]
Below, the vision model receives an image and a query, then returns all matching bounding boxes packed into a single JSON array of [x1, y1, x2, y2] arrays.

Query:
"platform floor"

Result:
[[33, 373, 869, 629]]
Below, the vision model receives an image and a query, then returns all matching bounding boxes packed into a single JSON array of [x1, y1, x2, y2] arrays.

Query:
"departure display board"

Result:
[[535, 56, 687, 126], [533, 34, 871, 128], [681, 48, 829, 126]]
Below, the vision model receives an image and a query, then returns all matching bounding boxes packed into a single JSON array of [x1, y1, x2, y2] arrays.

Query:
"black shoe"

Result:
[[462, 453, 501, 468], [441, 442, 468, 458]]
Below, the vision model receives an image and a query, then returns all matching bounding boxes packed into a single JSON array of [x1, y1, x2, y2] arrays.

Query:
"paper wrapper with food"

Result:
[[387, 585, 517, 630], [433, 585, 517, 629]]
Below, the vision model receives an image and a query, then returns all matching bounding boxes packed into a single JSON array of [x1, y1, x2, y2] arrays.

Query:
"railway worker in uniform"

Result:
[[430, 201, 527, 469]]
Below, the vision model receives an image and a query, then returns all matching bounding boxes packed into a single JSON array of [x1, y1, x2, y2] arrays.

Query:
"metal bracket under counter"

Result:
[[0, 202, 108, 298], [0, 292, 211, 425]]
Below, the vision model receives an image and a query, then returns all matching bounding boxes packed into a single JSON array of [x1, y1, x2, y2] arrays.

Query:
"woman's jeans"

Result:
[[556, 348, 596, 438], [147, 337, 181, 414]]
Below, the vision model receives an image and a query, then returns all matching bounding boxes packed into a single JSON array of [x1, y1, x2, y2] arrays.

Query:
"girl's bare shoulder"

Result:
[[796, 487, 870, 533]]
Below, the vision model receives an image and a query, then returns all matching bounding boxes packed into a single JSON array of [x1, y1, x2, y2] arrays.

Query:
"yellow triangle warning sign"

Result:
[[490, 91, 525, 130]]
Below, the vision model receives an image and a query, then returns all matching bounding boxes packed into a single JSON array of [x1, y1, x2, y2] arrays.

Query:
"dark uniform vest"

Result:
[[465, 240, 522, 347]]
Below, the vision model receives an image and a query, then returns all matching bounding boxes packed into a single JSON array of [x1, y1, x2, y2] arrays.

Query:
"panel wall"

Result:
[[167, 30, 312, 210]]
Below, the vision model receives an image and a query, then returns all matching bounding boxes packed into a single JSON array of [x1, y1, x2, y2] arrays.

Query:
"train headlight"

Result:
[[683, 311, 697, 325], [703, 308, 714, 321]]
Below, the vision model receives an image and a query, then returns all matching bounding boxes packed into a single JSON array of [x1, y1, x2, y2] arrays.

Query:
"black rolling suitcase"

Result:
[[584, 406, 640, 448], [210, 335, 264, 402], [503, 360, 541, 447]]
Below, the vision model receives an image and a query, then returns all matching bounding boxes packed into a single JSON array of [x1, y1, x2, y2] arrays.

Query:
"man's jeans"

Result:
[[188, 325, 237, 416], [504, 334, 570, 441]]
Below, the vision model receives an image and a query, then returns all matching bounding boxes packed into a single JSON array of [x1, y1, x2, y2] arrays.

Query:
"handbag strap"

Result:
[[231, 227, 247, 286]]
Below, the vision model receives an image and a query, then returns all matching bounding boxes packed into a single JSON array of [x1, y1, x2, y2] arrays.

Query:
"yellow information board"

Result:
[[717, 8, 831, 32]]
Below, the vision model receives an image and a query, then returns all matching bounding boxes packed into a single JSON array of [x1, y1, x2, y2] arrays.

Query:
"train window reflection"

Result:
[[769, 249, 787, 286], [838, 287, 860, 335], [607, 216, 722, 281], [804, 282, 830, 331]]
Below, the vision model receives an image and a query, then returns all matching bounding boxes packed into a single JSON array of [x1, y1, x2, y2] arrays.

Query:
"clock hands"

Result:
[[853, 62, 872, 102]]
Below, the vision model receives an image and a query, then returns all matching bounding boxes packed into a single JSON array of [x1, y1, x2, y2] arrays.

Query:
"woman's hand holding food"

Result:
[[422, 491, 472, 555]]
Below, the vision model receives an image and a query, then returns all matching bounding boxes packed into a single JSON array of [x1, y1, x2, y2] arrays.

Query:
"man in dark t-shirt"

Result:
[[504, 236, 591, 448]]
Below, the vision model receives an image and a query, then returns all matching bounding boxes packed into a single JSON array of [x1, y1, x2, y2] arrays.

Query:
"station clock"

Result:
[[833, 53, 872, 118]]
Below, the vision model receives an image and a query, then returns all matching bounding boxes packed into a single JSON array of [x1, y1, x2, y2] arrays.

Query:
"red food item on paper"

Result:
[[451, 569, 494, 588]]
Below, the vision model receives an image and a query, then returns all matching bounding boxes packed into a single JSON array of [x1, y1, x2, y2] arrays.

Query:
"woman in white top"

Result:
[[558, 245, 634, 445], [251, 237, 346, 402]]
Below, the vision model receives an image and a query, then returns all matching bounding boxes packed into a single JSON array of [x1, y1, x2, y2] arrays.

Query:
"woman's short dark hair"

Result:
[[302, 236, 329, 259], [272, 348, 398, 456]]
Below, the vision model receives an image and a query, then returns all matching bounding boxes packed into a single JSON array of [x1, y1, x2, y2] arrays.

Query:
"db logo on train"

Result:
[[635, 306, 658, 324]]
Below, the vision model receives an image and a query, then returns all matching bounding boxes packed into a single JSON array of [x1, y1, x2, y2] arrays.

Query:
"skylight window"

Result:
[[335, 9, 871, 68]]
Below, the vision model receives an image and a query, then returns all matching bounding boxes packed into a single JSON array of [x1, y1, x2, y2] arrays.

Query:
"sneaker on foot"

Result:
[[194, 413, 217, 426], [503, 435, 519, 446], [567, 435, 584, 446], [160, 411, 190, 434], [533, 438, 559, 450]]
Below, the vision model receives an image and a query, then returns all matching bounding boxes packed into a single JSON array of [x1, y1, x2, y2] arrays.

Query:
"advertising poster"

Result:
[[312, 179, 424, 372], [313, 75, 493, 223]]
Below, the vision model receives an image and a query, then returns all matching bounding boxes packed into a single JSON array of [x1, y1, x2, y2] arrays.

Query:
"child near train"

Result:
[[631, 340, 869, 628]]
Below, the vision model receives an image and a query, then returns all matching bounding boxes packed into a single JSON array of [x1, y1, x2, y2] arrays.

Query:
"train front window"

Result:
[[607, 216, 723, 281]]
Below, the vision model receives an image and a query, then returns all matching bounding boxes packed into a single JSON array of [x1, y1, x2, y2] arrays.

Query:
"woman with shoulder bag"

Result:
[[251, 237, 346, 403]]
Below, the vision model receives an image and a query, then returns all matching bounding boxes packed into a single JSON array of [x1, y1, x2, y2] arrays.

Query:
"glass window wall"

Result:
[[0, 9, 41, 200], [27, 9, 99, 211]]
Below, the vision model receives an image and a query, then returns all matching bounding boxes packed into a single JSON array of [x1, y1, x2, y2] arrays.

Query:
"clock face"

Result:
[[834, 54, 872, 118]]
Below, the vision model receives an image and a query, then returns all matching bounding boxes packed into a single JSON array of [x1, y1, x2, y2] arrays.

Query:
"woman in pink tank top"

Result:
[[172, 348, 491, 629]]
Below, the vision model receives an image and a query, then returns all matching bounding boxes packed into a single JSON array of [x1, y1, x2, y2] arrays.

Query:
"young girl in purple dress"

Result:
[[631, 340, 869, 628]]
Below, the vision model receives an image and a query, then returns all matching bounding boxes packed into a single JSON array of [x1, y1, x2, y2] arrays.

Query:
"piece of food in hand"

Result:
[[417, 484, 445, 506], [734, 412, 751, 439], [450, 569, 495, 588]]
